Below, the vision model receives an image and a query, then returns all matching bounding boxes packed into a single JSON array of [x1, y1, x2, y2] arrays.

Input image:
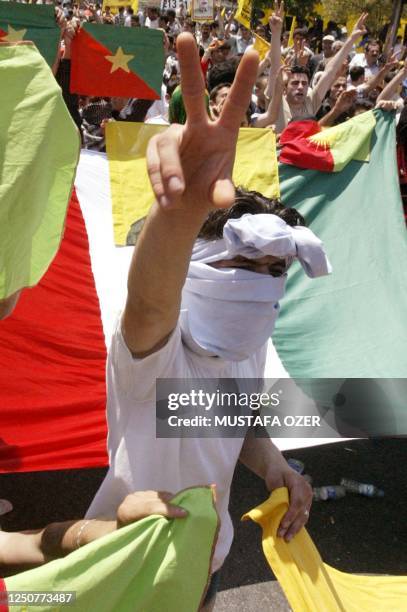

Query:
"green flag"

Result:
[[4, 487, 218, 612], [273, 110, 407, 378], [0, 43, 80, 300], [0, 3, 60, 67]]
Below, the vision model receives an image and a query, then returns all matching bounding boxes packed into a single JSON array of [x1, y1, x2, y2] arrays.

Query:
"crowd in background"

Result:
[[41, 0, 407, 218]]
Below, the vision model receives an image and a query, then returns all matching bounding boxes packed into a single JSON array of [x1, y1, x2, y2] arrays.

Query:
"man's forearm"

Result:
[[318, 104, 343, 127], [122, 202, 209, 356], [265, 33, 281, 99], [239, 428, 289, 482], [377, 67, 407, 102], [315, 36, 356, 102]]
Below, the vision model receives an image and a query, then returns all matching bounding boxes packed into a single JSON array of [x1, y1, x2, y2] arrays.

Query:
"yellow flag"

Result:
[[243, 488, 407, 612], [102, 0, 138, 15], [106, 123, 279, 246], [397, 18, 407, 41], [287, 15, 297, 48], [235, 0, 252, 30], [253, 33, 271, 61]]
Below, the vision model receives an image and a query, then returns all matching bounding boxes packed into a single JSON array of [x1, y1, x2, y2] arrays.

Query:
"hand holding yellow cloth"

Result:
[[243, 488, 407, 611]]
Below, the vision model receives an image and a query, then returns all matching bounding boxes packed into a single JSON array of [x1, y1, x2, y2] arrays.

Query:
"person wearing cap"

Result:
[[85, 34, 327, 611], [310, 34, 336, 75]]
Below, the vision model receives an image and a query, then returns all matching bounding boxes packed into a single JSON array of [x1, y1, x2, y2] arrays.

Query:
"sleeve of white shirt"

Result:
[[108, 316, 184, 403]]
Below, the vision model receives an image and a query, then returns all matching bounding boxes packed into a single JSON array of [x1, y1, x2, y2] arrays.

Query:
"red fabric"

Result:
[[200, 57, 210, 78], [0, 192, 108, 473], [70, 28, 159, 99], [0, 578, 8, 612], [279, 119, 334, 172]]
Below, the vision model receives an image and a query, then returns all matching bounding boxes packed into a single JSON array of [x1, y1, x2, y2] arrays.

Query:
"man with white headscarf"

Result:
[[86, 34, 331, 610]]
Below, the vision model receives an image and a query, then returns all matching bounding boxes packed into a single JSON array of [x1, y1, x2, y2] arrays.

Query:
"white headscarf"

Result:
[[180, 214, 332, 361]]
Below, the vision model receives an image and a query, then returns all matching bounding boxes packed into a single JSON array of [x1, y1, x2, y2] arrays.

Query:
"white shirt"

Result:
[[145, 16, 159, 29], [86, 318, 267, 572], [349, 53, 380, 80]]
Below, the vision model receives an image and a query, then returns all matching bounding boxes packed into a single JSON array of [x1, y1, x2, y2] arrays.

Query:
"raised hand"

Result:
[[295, 39, 310, 67], [269, 0, 285, 35], [351, 13, 368, 41], [146, 33, 258, 211], [335, 89, 357, 113]]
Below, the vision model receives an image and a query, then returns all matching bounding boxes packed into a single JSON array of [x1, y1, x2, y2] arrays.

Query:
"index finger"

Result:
[[218, 50, 259, 131], [176, 33, 207, 124]]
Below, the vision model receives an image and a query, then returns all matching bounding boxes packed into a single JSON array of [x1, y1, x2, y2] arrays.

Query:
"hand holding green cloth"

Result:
[[4, 487, 219, 612], [0, 43, 80, 300]]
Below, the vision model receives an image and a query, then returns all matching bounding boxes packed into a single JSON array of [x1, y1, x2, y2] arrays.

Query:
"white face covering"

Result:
[[180, 214, 332, 362]]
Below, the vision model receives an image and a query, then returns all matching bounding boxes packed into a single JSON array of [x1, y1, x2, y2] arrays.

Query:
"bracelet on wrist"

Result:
[[75, 519, 93, 549]]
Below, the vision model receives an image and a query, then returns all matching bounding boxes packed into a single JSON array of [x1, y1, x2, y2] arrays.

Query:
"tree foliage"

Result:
[[252, 0, 318, 21], [320, 0, 404, 33]]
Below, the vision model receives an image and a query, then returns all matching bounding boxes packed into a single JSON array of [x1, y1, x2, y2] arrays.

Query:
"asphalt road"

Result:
[[0, 438, 406, 609]]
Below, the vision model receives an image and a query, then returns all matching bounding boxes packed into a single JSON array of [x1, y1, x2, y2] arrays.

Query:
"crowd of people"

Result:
[[48, 0, 407, 217]]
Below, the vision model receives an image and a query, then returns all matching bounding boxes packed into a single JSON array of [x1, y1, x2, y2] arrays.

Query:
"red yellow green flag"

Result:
[[70, 23, 164, 98], [279, 111, 376, 173]]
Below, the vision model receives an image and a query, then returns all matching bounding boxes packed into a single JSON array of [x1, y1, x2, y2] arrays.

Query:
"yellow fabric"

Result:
[[235, 0, 252, 30], [287, 16, 297, 49], [253, 33, 270, 61], [243, 488, 407, 612], [106, 123, 279, 246], [309, 109, 376, 171], [102, 0, 138, 15], [397, 19, 407, 40]]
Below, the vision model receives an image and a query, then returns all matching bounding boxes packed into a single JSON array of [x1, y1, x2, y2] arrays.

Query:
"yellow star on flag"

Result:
[[3, 24, 27, 43], [105, 47, 134, 74]]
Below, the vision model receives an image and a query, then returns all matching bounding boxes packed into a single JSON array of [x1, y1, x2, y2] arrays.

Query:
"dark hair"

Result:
[[166, 79, 180, 98], [209, 82, 231, 102], [365, 39, 382, 53], [349, 65, 365, 82], [198, 187, 305, 240], [354, 99, 374, 111], [384, 70, 398, 84], [293, 27, 308, 39], [166, 9, 176, 18], [207, 58, 240, 91], [289, 65, 310, 80]]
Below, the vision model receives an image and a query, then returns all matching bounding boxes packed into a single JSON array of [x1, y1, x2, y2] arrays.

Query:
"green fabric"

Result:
[[5, 487, 218, 612], [82, 23, 164, 95], [273, 110, 407, 379], [0, 3, 60, 67], [169, 85, 210, 125], [0, 44, 80, 300], [309, 110, 376, 171]]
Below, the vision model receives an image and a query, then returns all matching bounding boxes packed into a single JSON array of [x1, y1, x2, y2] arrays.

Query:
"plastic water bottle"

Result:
[[287, 458, 305, 474], [340, 478, 384, 498], [313, 486, 346, 501]]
